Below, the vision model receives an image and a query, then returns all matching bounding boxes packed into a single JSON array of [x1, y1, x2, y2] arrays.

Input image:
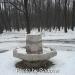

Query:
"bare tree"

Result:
[[72, 0, 75, 31], [64, 0, 68, 32]]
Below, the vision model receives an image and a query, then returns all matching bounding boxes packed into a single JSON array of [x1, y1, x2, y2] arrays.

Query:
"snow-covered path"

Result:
[[0, 29, 75, 75]]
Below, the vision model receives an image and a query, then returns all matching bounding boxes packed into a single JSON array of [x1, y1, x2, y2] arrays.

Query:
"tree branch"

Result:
[[0, 1, 25, 13], [9, 1, 25, 13]]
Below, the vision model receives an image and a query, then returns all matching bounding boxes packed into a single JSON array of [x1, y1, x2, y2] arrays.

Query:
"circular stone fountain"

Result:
[[13, 33, 57, 68], [13, 47, 57, 61]]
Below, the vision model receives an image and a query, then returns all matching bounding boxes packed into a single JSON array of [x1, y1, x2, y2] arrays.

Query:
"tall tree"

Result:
[[72, 0, 75, 31], [24, 0, 30, 34], [64, 0, 68, 32], [0, 4, 4, 33]]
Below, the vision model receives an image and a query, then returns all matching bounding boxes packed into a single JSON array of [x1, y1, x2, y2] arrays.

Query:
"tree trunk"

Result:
[[24, 0, 30, 34], [64, 0, 67, 33], [72, 1, 75, 31]]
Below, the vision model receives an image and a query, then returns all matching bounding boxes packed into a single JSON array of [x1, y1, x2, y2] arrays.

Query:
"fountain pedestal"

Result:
[[26, 33, 42, 54]]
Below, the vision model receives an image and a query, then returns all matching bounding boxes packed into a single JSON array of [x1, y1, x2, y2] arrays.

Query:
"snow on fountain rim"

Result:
[[15, 47, 53, 55]]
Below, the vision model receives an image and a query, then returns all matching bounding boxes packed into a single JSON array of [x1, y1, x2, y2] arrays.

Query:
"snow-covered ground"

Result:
[[0, 29, 75, 75]]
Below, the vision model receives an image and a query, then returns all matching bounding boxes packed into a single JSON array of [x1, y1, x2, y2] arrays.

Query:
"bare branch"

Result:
[[17, 0, 25, 7], [9, 1, 25, 13], [0, 1, 25, 13]]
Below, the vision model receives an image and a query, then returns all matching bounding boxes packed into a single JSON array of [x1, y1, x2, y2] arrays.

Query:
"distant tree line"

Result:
[[0, 0, 75, 34]]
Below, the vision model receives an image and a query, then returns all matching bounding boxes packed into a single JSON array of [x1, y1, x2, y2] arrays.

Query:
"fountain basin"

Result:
[[13, 47, 57, 61]]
